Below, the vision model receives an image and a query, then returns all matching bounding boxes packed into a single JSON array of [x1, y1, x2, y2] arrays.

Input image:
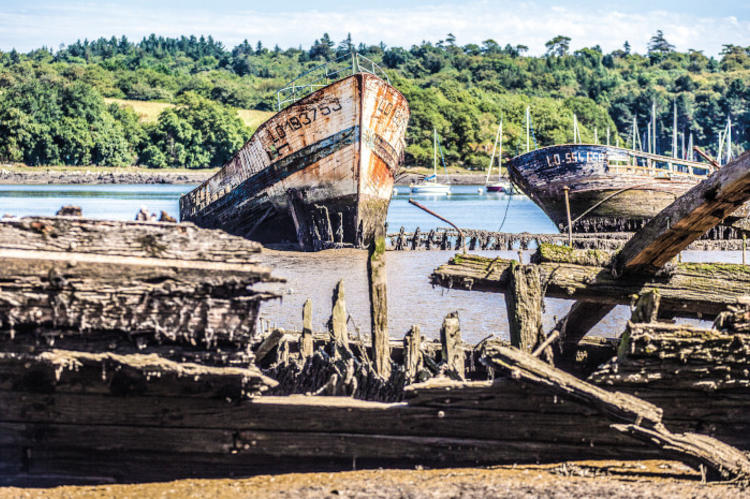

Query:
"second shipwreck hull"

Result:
[[180, 72, 409, 250], [507, 144, 750, 233]]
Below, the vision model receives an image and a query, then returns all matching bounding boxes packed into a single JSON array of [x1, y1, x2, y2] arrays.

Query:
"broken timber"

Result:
[[431, 245, 750, 320], [557, 151, 750, 359]]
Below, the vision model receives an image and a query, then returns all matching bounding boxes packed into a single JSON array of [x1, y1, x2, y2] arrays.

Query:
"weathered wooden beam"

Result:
[[558, 152, 750, 358], [481, 341, 750, 481], [0, 349, 276, 398], [328, 279, 349, 350], [0, 249, 275, 352], [301, 299, 314, 360], [0, 249, 277, 350], [440, 312, 464, 380], [0, 216, 263, 263], [431, 249, 750, 319], [403, 325, 423, 383], [254, 328, 285, 363], [368, 233, 390, 379], [505, 264, 544, 352], [614, 150, 750, 276]]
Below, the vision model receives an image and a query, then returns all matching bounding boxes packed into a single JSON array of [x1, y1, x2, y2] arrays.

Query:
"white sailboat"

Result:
[[484, 120, 511, 193], [411, 128, 451, 195]]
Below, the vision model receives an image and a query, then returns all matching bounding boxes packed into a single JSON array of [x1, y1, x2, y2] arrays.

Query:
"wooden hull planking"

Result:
[[179, 74, 409, 250], [507, 144, 747, 232]]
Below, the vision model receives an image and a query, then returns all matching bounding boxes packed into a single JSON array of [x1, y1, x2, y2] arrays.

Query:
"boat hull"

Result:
[[179, 73, 410, 250], [508, 144, 749, 233]]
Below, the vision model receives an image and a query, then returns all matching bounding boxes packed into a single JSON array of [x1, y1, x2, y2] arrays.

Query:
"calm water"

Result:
[[1, 183, 735, 343]]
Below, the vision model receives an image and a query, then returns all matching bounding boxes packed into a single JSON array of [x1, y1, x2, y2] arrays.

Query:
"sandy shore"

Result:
[[0, 167, 212, 185], [1, 461, 745, 498], [0, 167, 486, 186]]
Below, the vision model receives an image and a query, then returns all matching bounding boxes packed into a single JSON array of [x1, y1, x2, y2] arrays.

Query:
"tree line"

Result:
[[0, 32, 748, 169]]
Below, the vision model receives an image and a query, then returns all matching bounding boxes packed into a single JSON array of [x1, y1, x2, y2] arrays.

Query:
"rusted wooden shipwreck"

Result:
[[508, 143, 750, 234], [179, 54, 409, 251], [2, 152, 750, 485]]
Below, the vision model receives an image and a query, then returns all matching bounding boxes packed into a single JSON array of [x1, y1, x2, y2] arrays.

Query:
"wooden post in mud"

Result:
[[563, 186, 573, 247], [440, 312, 464, 379], [301, 298, 314, 360], [404, 325, 423, 382], [630, 290, 661, 324], [368, 231, 391, 379], [329, 280, 349, 349], [505, 264, 544, 353]]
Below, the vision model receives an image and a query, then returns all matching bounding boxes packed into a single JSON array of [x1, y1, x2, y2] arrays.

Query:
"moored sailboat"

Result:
[[411, 128, 451, 195]]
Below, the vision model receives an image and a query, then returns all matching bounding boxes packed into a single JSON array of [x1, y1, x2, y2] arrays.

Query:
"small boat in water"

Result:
[[484, 120, 513, 193], [411, 128, 450, 195], [179, 53, 410, 250]]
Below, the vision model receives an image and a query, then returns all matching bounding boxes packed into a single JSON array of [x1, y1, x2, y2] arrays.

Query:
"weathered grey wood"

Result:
[[481, 341, 750, 481], [0, 249, 276, 349], [505, 264, 544, 352], [0, 216, 264, 263], [440, 312, 464, 380], [301, 299, 314, 360], [432, 248, 750, 320], [0, 349, 276, 398], [560, 153, 750, 358], [614, 150, 750, 276], [611, 424, 750, 482], [329, 280, 349, 350], [254, 328, 285, 363], [368, 233, 390, 379], [403, 325, 423, 383], [630, 290, 661, 324]]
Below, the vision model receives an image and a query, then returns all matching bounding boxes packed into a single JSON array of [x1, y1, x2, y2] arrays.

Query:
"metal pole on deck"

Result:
[[563, 186, 573, 247]]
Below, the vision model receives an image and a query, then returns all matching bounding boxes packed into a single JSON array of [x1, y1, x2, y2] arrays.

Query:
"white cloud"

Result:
[[0, 1, 748, 56]]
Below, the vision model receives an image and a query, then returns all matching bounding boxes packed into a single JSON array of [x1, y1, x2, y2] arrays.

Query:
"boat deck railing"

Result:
[[276, 52, 390, 111], [609, 148, 713, 178]]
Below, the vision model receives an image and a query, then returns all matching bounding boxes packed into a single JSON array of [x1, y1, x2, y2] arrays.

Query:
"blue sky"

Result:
[[1, 1, 749, 55]]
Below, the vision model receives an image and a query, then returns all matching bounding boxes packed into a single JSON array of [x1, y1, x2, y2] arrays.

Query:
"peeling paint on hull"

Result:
[[179, 73, 410, 250], [508, 144, 749, 232]]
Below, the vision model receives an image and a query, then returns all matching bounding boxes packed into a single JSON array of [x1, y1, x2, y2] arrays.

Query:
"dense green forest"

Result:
[[0, 32, 748, 169]]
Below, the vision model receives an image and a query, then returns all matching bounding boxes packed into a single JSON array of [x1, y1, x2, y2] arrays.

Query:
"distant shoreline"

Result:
[[0, 166, 488, 186]]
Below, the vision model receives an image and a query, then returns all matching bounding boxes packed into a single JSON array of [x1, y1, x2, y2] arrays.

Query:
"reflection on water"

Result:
[[3, 183, 737, 343]]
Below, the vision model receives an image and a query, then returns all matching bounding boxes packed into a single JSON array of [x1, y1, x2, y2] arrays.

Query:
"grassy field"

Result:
[[104, 98, 274, 130]]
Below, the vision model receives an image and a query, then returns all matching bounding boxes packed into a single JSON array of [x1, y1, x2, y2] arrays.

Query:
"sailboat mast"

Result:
[[498, 120, 503, 181], [672, 101, 678, 159], [485, 121, 502, 186], [651, 101, 656, 155], [525, 106, 530, 153], [433, 128, 437, 176], [727, 116, 732, 164]]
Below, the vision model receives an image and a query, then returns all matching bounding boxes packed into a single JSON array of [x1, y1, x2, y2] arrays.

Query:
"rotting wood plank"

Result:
[[431, 250, 750, 319], [0, 217, 263, 263], [368, 232, 390, 379], [440, 312, 464, 380], [614, 150, 750, 276], [480, 341, 750, 481], [505, 264, 544, 352], [559, 151, 750, 357], [0, 349, 276, 398], [0, 249, 277, 350]]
